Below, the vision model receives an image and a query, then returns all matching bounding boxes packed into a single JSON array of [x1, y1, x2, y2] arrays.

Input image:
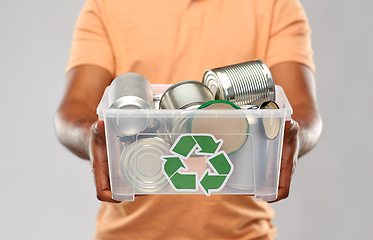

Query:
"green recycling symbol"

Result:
[[161, 134, 234, 196]]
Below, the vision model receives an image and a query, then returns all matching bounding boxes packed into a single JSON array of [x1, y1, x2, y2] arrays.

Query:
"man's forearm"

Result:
[[54, 65, 113, 160], [54, 100, 98, 160], [292, 102, 323, 158]]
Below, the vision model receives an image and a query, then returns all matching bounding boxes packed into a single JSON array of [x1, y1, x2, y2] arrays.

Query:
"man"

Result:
[[55, 0, 322, 239]]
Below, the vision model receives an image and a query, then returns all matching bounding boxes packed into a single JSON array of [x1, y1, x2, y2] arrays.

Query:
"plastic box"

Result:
[[97, 85, 292, 201]]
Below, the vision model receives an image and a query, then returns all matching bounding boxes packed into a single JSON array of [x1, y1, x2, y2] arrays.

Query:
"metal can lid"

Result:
[[260, 100, 279, 110], [260, 101, 280, 140], [191, 101, 249, 154], [108, 96, 153, 137], [120, 137, 170, 192]]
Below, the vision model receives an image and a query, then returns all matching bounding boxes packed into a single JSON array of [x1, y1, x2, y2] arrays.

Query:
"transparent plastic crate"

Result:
[[97, 85, 292, 201]]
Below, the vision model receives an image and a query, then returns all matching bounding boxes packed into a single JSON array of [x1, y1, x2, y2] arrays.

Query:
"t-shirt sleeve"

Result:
[[66, 0, 115, 75], [265, 0, 315, 72]]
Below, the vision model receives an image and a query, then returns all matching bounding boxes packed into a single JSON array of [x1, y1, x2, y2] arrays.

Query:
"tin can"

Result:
[[107, 73, 154, 136], [227, 117, 268, 189], [202, 59, 275, 106], [160, 80, 214, 109], [120, 137, 170, 193]]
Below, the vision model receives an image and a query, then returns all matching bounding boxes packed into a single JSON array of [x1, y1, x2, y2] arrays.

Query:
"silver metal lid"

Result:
[[120, 137, 171, 193], [108, 96, 153, 137], [260, 101, 280, 139]]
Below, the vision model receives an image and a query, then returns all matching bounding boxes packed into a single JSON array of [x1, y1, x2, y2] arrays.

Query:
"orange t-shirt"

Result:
[[67, 0, 314, 239]]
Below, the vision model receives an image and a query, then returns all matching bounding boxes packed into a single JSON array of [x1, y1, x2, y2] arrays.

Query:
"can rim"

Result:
[[198, 100, 241, 110], [160, 80, 213, 109], [110, 95, 152, 110]]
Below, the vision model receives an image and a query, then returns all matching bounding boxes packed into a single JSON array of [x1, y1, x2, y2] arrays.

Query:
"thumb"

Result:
[[284, 118, 295, 131], [94, 120, 105, 134]]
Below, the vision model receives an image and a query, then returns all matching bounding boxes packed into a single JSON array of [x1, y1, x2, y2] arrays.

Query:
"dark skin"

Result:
[[54, 62, 322, 203]]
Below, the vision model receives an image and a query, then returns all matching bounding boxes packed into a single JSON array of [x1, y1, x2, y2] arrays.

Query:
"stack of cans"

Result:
[[108, 73, 169, 192]]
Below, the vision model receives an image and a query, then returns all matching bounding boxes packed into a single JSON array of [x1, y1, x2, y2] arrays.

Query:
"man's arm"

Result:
[[54, 65, 119, 203], [269, 62, 323, 202]]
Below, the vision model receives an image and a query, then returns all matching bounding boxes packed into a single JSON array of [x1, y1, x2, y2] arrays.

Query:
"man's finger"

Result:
[[97, 189, 121, 203], [93, 162, 121, 203], [93, 120, 105, 134]]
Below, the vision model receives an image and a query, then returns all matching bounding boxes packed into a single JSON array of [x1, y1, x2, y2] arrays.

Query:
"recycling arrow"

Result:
[[162, 156, 185, 177], [161, 156, 197, 191], [170, 134, 223, 157], [199, 172, 227, 195], [169, 172, 197, 190], [193, 135, 222, 155], [161, 134, 233, 195], [199, 151, 232, 196], [170, 135, 197, 158]]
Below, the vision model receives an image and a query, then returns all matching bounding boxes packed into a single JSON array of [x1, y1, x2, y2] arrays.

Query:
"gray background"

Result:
[[0, 0, 372, 239]]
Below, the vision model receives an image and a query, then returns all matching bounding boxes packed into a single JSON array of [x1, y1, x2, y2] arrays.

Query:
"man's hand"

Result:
[[89, 120, 121, 203], [269, 119, 300, 203], [268, 62, 323, 203]]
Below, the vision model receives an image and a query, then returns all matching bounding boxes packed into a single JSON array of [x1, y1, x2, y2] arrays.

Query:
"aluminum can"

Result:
[[108, 72, 153, 109], [203, 59, 275, 106]]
